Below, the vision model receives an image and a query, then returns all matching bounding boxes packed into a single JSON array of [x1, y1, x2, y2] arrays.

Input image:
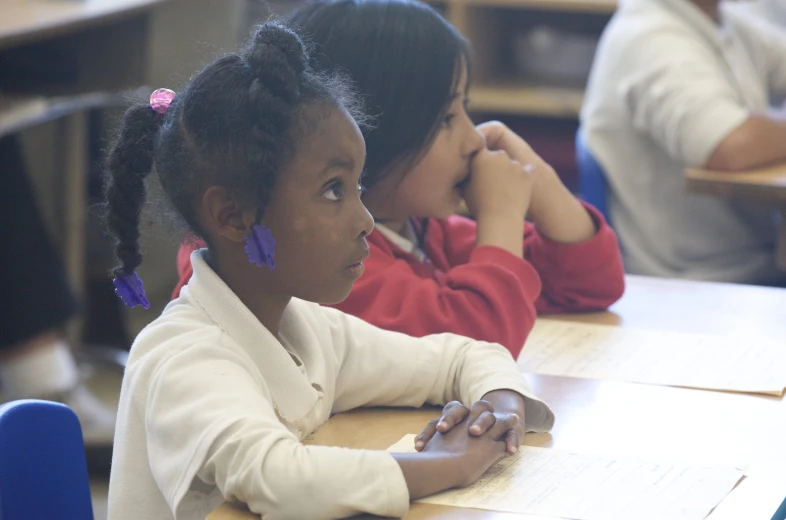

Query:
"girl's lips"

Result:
[[345, 261, 365, 278]]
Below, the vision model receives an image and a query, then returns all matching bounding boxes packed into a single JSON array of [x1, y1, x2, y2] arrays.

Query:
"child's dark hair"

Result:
[[103, 22, 361, 278], [289, 0, 470, 189]]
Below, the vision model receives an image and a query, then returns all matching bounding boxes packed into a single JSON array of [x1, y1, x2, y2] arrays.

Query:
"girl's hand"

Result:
[[465, 148, 533, 258], [476, 121, 597, 243], [476, 120, 559, 196], [464, 148, 534, 222], [415, 400, 524, 456], [476, 121, 553, 174], [393, 393, 526, 497], [415, 408, 510, 489]]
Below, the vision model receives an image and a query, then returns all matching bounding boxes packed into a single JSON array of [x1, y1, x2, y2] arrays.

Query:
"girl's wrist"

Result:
[[528, 177, 598, 243], [476, 212, 525, 257]]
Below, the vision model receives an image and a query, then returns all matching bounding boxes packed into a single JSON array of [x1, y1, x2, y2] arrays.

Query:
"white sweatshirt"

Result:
[[107, 250, 554, 520]]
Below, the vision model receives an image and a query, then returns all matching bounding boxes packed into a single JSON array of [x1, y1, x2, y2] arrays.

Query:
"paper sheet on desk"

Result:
[[388, 434, 744, 520], [518, 320, 786, 395]]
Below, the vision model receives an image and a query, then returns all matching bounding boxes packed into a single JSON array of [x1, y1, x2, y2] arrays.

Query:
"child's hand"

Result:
[[464, 148, 534, 221], [476, 121, 597, 243], [414, 406, 511, 488], [415, 400, 524, 456], [476, 120, 560, 196]]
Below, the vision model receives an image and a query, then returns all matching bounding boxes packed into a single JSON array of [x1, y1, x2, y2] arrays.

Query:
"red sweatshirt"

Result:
[[173, 204, 625, 358]]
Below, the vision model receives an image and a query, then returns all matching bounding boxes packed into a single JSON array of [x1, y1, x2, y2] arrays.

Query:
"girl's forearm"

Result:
[[391, 452, 461, 499], [528, 174, 597, 244]]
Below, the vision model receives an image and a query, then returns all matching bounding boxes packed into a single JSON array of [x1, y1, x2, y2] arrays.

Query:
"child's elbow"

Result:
[[246, 470, 329, 520], [222, 441, 332, 520], [706, 142, 750, 172], [605, 274, 626, 306], [705, 119, 762, 172]]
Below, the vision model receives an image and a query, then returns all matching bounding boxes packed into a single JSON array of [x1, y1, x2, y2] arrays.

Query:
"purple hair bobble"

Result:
[[113, 272, 150, 309], [245, 224, 276, 269], [150, 88, 176, 114]]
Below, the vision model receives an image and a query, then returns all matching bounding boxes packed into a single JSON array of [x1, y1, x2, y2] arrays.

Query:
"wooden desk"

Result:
[[209, 275, 786, 520], [687, 162, 786, 204], [687, 161, 786, 271]]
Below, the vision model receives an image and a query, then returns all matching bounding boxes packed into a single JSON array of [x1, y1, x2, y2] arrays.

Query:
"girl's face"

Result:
[[363, 63, 485, 226], [260, 106, 374, 304]]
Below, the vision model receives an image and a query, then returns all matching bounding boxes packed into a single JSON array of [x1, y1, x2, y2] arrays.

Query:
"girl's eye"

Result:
[[322, 181, 343, 201], [358, 183, 366, 195], [441, 113, 456, 128]]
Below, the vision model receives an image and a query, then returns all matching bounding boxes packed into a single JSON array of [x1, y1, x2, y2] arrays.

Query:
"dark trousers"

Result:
[[0, 135, 77, 349]]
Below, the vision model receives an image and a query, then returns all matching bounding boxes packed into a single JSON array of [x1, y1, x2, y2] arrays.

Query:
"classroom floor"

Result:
[[84, 367, 122, 520], [91, 478, 109, 520]]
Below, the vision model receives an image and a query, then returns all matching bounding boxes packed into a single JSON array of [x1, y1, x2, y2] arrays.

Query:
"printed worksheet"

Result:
[[518, 320, 786, 395], [389, 435, 744, 520]]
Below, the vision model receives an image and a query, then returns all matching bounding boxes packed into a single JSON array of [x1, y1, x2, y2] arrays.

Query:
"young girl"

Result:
[[174, 0, 626, 358], [104, 23, 553, 520]]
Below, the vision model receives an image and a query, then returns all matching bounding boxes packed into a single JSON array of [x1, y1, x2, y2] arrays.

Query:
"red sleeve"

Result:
[[172, 240, 206, 299], [333, 230, 542, 359], [439, 206, 625, 314], [525, 203, 626, 314]]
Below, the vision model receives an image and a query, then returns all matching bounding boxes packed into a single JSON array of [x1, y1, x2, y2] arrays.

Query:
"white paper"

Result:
[[518, 320, 786, 395], [389, 435, 744, 520]]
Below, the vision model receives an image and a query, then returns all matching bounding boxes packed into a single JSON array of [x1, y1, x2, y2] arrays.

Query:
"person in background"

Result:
[[0, 135, 116, 445], [582, 0, 786, 285], [175, 0, 627, 358]]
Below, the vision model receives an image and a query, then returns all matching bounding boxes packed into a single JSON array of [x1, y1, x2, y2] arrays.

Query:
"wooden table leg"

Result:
[[57, 112, 88, 344], [778, 209, 786, 272]]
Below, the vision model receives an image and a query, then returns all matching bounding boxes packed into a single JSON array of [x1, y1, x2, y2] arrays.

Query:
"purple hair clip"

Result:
[[113, 272, 150, 309], [150, 88, 176, 114], [245, 224, 276, 269]]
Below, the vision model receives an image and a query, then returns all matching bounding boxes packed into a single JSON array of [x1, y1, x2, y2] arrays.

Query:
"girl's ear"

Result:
[[200, 186, 256, 243]]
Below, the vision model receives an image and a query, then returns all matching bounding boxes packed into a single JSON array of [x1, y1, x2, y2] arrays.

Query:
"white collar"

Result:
[[374, 221, 418, 253], [185, 249, 321, 423], [374, 221, 427, 262]]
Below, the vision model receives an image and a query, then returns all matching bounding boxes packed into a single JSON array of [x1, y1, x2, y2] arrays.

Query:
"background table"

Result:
[[686, 161, 786, 270]]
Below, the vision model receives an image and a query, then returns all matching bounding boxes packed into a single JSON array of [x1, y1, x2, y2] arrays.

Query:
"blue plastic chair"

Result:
[[575, 130, 611, 225], [0, 400, 94, 520], [773, 493, 786, 520]]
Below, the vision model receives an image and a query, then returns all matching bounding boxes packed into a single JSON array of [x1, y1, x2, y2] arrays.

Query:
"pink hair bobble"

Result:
[[150, 88, 176, 114]]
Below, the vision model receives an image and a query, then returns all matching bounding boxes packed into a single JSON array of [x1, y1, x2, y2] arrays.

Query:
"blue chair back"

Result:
[[773, 493, 786, 520], [0, 400, 94, 520], [575, 130, 611, 225]]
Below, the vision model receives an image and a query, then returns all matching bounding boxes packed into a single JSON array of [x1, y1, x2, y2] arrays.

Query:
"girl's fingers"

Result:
[[436, 402, 470, 433], [476, 121, 506, 148], [466, 400, 495, 427], [503, 429, 520, 456], [415, 419, 439, 451], [488, 413, 521, 442], [469, 410, 497, 436]]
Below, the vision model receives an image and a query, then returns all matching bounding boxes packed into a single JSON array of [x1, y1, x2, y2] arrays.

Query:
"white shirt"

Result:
[[107, 250, 554, 520], [582, 0, 786, 284]]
